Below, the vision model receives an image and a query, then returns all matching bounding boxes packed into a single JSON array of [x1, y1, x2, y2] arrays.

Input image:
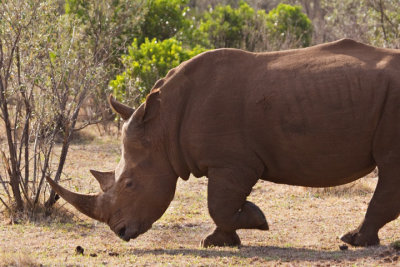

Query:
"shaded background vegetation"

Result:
[[0, 0, 399, 216]]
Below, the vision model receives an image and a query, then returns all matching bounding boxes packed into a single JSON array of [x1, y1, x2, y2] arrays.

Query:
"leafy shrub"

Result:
[[199, 1, 312, 50], [110, 38, 206, 106], [266, 3, 313, 48], [110, 1, 313, 107], [139, 0, 191, 43], [199, 1, 268, 50]]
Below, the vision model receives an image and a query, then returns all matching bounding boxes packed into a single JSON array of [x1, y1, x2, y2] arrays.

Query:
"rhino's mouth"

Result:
[[117, 227, 129, 241], [116, 223, 148, 242]]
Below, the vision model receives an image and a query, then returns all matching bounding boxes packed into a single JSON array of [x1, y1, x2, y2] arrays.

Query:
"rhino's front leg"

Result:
[[201, 168, 268, 247]]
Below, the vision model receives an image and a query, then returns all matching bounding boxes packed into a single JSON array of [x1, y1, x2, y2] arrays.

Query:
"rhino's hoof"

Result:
[[340, 230, 379, 247], [201, 229, 241, 248]]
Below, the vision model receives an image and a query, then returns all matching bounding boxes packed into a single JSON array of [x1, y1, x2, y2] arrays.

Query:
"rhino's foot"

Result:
[[201, 228, 241, 248], [244, 201, 269, 230], [340, 229, 379, 247]]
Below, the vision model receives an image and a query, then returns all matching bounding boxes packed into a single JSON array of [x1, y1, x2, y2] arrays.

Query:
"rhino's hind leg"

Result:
[[201, 167, 268, 247], [341, 164, 400, 246]]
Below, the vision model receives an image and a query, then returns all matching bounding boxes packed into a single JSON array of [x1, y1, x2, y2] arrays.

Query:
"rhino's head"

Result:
[[47, 92, 178, 241]]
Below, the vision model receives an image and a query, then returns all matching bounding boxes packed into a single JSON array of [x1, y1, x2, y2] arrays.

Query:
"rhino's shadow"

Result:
[[130, 245, 396, 262]]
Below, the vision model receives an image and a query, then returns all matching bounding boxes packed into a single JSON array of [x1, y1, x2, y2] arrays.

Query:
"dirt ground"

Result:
[[0, 128, 400, 266]]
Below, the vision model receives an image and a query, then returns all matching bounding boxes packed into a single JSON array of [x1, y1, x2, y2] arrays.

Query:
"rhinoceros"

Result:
[[47, 38, 400, 247]]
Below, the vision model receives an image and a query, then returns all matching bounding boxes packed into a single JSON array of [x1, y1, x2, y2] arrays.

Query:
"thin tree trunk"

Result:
[[16, 46, 30, 193], [0, 34, 24, 211], [45, 90, 87, 208], [33, 138, 55, 207], [0, 77, 23, 211], [32, 122, 40, 193], [379, 0, 388, 42]]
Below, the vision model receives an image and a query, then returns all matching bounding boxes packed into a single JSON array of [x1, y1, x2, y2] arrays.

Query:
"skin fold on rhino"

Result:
[[47, 39, 400, 248]]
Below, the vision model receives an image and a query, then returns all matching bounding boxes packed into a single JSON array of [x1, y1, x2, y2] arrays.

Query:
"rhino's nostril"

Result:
[[118, 227, 126, 238]]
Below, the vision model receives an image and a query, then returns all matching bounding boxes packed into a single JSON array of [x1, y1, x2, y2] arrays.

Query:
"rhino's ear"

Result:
[[108, 95, 135, 120], [90, 169, 115, 192], [136, 90, 161, 124]]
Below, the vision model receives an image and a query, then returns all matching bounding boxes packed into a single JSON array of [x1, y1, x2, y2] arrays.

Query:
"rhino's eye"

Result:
[[123, 179, 138, 191], [125, 181, 136, 189]]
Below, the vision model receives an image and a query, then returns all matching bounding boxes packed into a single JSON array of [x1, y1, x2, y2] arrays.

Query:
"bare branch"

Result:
[[18, 177, 33, 208], [34, 124, 57, 206], [378, 0, 388, 42], [73, 118, 105, 132], [0, 195, 11, 213], [4, 27, 22, 83], [0, 172, 11, 200]]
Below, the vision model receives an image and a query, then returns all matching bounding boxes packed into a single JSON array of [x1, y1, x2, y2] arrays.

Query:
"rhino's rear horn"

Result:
[[90, 169, 115, 192], [108, 95, 135, 120], [46, 176, 104, 222]]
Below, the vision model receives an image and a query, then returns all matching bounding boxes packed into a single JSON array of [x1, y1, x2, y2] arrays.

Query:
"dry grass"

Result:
[[1, 126, 400, 266], [0, 251, 39, 267]]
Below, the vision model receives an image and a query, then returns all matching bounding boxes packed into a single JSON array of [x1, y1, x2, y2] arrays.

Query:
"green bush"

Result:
[[110, 1, 313, 107], [198, 1, 312, 50], [199, 1, 267, 50], [266, 3, 312, 48], [110, 38, 206, 106], [139, 0, 190, 43]]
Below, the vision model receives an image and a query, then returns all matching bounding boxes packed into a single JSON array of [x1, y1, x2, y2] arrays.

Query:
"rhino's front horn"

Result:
[[46, 176, 104, 222], [90, 170, 115, 192]]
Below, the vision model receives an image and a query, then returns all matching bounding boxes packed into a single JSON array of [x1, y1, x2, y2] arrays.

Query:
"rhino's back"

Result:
[[245, 40, 400, 185], [164, 39, 400, 186]]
